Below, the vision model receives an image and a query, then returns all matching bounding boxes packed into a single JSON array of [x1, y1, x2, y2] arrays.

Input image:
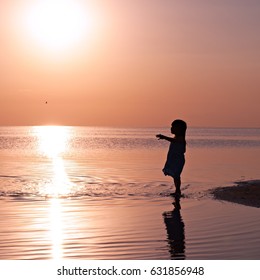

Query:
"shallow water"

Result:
[[1, 196, 259, 260], [0, 126, 260, 259]]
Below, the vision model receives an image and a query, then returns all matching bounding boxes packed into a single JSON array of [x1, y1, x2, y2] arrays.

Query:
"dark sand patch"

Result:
[[212, 180, 260, 208]]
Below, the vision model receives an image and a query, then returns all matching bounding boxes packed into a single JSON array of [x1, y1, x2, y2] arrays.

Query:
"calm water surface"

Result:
[[0, 126, 260, 259]]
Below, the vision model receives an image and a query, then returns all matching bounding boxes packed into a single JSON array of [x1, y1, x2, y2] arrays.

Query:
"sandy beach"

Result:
[[212, 180, 260, 208]]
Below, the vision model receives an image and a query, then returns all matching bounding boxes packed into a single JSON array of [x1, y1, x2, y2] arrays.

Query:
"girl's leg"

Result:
[[174, 177, 181, 195]]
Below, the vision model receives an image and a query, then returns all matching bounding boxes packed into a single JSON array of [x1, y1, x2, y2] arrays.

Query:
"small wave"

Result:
[[0, 179, 178, 200], [0, 175, 21, 178], [0, 181, 200, 202]]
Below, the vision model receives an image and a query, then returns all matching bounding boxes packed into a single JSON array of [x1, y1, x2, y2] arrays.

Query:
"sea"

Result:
[[0, 126, 260, 260]]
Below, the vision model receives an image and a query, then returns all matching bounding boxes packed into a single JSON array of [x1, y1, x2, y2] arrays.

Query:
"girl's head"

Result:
[[171, 119, 187, 137]]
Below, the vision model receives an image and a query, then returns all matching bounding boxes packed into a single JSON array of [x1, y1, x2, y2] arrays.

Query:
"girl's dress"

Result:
[[163, 140, 186, 178]]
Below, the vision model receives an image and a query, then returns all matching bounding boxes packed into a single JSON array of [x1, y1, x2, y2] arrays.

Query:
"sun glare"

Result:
[[35, 126, 73, 196], [24, 0, 94, 52], [36, 126, 70, 158]]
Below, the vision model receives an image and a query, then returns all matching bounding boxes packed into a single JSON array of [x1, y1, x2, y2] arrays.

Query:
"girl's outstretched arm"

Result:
[[156, 134, 174, 142]]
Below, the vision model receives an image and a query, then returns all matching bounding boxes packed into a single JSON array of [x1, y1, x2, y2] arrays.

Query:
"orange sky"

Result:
[[1, 0, 260, 127]]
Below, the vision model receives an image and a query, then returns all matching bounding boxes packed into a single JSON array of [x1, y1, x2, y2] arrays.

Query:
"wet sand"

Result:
[[212, 180, 260, 208]]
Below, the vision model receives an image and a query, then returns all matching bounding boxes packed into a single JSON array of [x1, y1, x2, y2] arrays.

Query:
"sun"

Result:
[[24, 0, 94, 52]]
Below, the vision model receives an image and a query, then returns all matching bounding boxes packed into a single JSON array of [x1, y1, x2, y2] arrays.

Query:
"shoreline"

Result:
[[211, 180, 260, 208]]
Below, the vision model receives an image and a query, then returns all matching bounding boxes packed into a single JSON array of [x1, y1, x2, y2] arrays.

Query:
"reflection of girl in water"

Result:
[[156, 119, 187, 197], [163, 196, 185, 260]]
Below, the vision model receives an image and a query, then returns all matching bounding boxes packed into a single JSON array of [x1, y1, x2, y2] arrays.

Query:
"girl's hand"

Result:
[[156, 134, 164, 140]]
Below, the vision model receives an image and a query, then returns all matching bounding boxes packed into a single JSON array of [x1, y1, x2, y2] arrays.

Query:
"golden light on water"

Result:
[[36, 126, 70, 158], [49, 198, 63, 259], [34, 126, 73, 196], [34, 126, 73, 259]]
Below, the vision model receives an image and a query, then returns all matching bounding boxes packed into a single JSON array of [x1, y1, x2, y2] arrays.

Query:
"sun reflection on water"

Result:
[[36, 126, 70, 158], [34, 126, 73, 259], [49, 198, 63, 259], [34, 126, 73, 196]]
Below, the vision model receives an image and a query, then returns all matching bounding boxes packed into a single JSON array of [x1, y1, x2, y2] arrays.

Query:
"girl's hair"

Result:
[[172, 119, 187, 137]]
